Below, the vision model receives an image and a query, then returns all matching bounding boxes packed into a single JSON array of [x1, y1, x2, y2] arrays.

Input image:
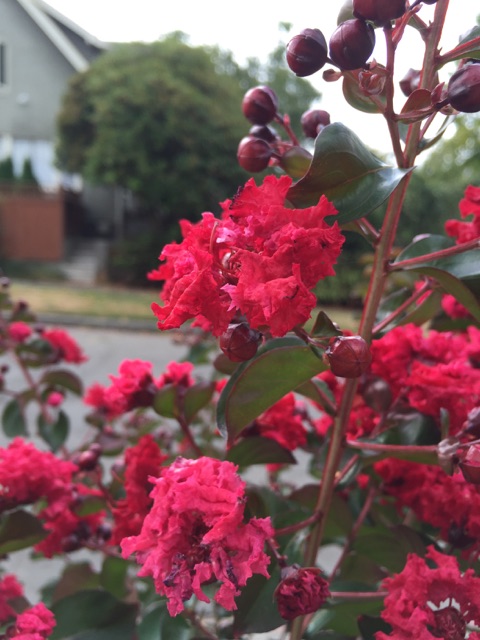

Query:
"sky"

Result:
[[45, 0, 479, 157]]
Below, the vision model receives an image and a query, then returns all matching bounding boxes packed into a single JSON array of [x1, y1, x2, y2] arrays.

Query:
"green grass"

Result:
[[11, 281, 158, 321], [9, 280, 359, 331]]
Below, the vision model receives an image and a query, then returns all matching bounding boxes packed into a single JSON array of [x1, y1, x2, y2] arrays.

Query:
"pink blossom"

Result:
[[121, 456, 273, 615]]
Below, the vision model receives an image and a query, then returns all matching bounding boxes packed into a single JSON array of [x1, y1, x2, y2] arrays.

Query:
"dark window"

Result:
[[0, 43, 7, 86]]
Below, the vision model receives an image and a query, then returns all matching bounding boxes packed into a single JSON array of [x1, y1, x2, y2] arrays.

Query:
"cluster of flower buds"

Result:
[[238, 85, 331, 174]]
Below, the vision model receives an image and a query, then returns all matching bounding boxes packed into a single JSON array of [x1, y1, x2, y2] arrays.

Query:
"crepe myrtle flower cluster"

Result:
[[0, 574, 56, 639], [377, 546, 480, 640], [121, 456, 273, 616], [148, 174, 345, 349]]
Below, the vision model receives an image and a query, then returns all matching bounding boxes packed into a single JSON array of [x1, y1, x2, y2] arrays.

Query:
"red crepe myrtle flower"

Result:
[[445, 185, 480, 244], [12, 603, 55, 639], [149, 175, 344, 337], [244, 393, 308, 451], [442, 294, 471, 319], [375, 458, 480, 543], [8, 321, 32, 343], [112, 435, 167, 543], [42, 328, 87, 364], [0, 438, 77, 513], [0, 574, 23, 624], [377, 546, 480, 639], [121, 456, 273, 616], [274, 566, 330, 620]]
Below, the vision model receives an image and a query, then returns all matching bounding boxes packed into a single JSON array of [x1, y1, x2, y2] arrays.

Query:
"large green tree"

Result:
[[57, 35, 251, 224]]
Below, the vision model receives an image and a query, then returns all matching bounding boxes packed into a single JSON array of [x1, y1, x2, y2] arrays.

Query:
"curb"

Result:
[[36, 313, 159, 333]]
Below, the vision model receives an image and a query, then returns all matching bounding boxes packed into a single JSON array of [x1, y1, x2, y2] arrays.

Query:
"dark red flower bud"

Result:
[[447, 62, 480, 113], [274, 566, 330, 620], [242, 86, 278, 125], [300, 109, 331, 138], [353, 0, 406, 25], [219, 322, 262, 362], [329, 19, 375, 71], [248, 124, 278, 143], [460, 444, 480, 484], [325, 335, 372, 378], [399, 68, 421, 97], [359, 375, 392, 413], [286, 28, 328, 77], [237, 136, 272, 173], [448, 521, 475, 549]]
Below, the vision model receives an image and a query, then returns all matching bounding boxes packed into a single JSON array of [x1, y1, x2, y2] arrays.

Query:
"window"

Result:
[[0, 42, 7, 87]]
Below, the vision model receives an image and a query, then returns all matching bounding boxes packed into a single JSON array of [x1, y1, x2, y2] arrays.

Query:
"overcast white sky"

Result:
[[45, 0, 479, 157]]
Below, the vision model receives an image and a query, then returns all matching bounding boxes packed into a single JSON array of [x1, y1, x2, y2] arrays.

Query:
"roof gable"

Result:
[[15, 0, 108, 72]]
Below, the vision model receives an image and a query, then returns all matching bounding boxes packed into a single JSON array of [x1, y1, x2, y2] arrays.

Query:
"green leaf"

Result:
[[286, 123, 411, 223], [0, 510, 46, 554], [353, 524, 426, 573], [37, 410, 69, 452], [217, 337, 327, 445], [308, 597, 384, 637], [52, 563, 100, 604], [152, 385, 176, 418], [41, 369, 84, 396], [226, 436, 296, 467], [100, 557, 129, 599], [138, 603, 191, 640], [233, 568, 284, 635], [441, 26, 480, 63], [358, 615, 392, 640], [2, 398, 27, 437], [50, 590, 138, 640], [311, 310, 343, 338], [296, 378, 336, 415], [183, 381, 215, 424]]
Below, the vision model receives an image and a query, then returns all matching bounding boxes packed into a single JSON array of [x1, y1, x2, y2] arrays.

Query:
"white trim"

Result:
[[15, 0, 105, 72]]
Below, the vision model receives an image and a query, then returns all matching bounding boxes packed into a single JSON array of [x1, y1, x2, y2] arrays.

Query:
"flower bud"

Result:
[[359, 375, 392, 413], [248, 124, 278, 143], [237, 136, 272, 173], [447, 62, 480, 113], [399, 68, 421, 97], [274, 566, 330, 620], [286, 29, 328, 77], [242, 86, 278, 125], [329, 19, 376, 71], [460, 444, 480, 484], [325, 335, 372, 378], [219, 322, 262, 362], [353, 0, 407, 25], [300, 109, 331, 138]]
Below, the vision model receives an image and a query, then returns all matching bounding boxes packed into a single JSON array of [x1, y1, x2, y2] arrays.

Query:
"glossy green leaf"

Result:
[[217, 337, 327, 444], [308, 597, 384, 637], [183, 381, 215, 424], [296, 378, 336, 415], [50, 590, 138, 640], [233, 568, 284, 635], [279, 145, 313, 178], [2, 398, 27, 437], [227, 436, 296, 467], [287, 123, 411, 223], [0, 510, 46, 554], [41, 369, 84, 396], [37, 410, 69, 452]]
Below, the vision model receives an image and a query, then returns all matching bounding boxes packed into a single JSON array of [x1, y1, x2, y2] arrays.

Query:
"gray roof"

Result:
[[16, 0, 108, 71]]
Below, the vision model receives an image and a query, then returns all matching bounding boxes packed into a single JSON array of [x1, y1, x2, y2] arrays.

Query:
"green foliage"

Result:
[[56, 35, 249, 221], [0, 156, 14, 181]]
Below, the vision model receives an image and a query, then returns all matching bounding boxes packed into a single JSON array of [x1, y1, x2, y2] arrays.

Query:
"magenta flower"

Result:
[[121, 456, 273, 615]]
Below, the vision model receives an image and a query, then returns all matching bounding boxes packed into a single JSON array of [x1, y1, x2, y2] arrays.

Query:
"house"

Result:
[[0, 0, 108, 190]]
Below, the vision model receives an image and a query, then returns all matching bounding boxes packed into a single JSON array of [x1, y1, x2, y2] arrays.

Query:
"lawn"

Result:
[[9, 280, 360, 331]]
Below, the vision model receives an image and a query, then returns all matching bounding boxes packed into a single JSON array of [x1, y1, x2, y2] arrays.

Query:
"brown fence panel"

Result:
[[0, 189, 64, 261]]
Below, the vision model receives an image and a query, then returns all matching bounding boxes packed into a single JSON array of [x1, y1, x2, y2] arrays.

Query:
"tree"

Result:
[[56, 34, 251, 225]]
